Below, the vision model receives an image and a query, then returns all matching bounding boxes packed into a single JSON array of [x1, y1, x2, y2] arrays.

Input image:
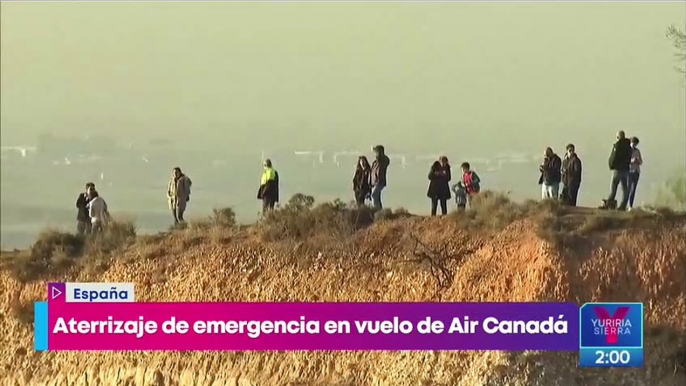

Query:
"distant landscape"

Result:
[[0, 132, 679, 249]]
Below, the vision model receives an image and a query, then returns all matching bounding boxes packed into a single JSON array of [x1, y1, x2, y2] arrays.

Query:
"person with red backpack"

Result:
[[452, 162, 481, 210]]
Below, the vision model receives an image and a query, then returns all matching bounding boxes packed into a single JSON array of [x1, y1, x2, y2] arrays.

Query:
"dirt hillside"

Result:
[[1, 205, 685, 386]]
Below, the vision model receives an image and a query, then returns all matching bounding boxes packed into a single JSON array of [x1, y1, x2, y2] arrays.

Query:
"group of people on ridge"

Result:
[[75, 182, 110, 235], [74, 133, 645, 233], [538, 144, 583, 206], [537, 131, 643, 211], [425, 158, 481, 216]]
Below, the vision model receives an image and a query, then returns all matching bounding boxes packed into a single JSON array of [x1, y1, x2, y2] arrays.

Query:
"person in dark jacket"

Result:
[[257, 159, 279, 213], [603, 131, 632, 210], [560, 144, 582, 206], [352, 156, 372, 207], [370, 145, 390, 210], [76, 182, 96, 235], [538, 147, 562, 200], [427, 156, 452, 216]]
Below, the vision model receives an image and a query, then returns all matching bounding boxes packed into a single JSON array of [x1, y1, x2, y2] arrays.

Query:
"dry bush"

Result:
[[1, 219, 136, 282], [4, 229, 85, 282], [78, 218, 137, 278], [211, 207, 237, 228], [450, 191, 564, 233], [8, 297, 34, 325], [259, 194, 382, 241], [374, 207, 412, 222], [186, 219, 213, 232], [178, 208, 238, 244], [537, 206, 685, 250], [85, 218, 137, 255]]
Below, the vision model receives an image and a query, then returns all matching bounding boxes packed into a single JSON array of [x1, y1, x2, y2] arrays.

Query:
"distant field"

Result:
[[0, 149, 671, 248]]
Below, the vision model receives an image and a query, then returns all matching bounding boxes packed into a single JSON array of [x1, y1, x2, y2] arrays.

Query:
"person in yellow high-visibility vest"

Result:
[[257, 159, 279, 213]]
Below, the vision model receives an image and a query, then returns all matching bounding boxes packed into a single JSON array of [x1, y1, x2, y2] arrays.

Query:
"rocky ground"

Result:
[[1, 205, 684, 385]]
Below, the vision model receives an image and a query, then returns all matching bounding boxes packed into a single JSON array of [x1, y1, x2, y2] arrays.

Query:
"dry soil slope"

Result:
[[1, 214, 684, 386]]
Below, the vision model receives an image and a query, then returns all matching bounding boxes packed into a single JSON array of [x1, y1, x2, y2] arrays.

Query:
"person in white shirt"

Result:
[[87, 189, 109, 234], [628, 137, 643, 211]]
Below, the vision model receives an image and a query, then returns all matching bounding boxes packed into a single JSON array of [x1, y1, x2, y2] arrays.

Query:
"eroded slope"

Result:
[[1, 213, 684, 386]]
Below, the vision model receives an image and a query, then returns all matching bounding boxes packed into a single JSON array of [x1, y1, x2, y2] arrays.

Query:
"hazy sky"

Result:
[[1, 2, 685, 154]]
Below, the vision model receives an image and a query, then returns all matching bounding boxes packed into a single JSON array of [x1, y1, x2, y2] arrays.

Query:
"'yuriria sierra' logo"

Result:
[[591, 306, 632, 344]]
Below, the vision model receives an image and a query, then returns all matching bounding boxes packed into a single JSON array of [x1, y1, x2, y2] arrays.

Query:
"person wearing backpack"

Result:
[[452, 162, 481, 210], [602, 131, 632, 210], [257, 159, 279, 213]]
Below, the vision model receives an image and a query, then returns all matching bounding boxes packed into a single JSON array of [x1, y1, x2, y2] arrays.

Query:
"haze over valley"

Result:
[[1, 2, 684, 248]]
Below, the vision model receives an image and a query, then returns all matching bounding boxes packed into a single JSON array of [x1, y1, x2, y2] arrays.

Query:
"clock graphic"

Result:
[[578, 302, 644, 368]]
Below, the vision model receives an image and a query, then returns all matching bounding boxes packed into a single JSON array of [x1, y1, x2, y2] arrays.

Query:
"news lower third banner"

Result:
[[34, 283, 643, 364], [35, 301, 578, 351]]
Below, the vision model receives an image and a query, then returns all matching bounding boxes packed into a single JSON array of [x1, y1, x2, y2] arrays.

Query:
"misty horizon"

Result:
[[1, 2, 685, 248]]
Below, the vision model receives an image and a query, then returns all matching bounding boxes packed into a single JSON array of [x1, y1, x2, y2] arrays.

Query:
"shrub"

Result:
[[258, 194, 378, 241], [3, 218, 136, 282], [187, 219, 213, 232], [210, 207, 237, 228], [2, 230, 84, 282], [85, 218, 137, 255], [374, 207, 412, 222], [8, 297, 34, 325], [450, 191, 564, 233]]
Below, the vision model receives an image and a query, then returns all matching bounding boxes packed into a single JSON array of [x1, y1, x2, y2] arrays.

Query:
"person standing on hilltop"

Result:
[[76, 182, 96, 235], [352, 156, 372, 207], [257, 159, 279, 213], [452, 162, 481, 210], [560, 144, 583, 207], [538, 147, 562, 200], [602, 131, 632, 210], [370, 145, 390, 210], [427, 157, 452, 216], [627, 136, 643, 211], [167, 167, 192, 225], [87, 189, 110, 234]]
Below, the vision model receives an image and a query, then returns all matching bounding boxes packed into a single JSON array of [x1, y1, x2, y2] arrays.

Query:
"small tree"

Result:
[[666, 25, 686, 73]]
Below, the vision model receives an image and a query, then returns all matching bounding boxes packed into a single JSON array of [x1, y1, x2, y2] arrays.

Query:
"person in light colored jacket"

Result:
[[628, 137, 643, 210], [167, 167, 192, 224], [87, 189, 109, 234]]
